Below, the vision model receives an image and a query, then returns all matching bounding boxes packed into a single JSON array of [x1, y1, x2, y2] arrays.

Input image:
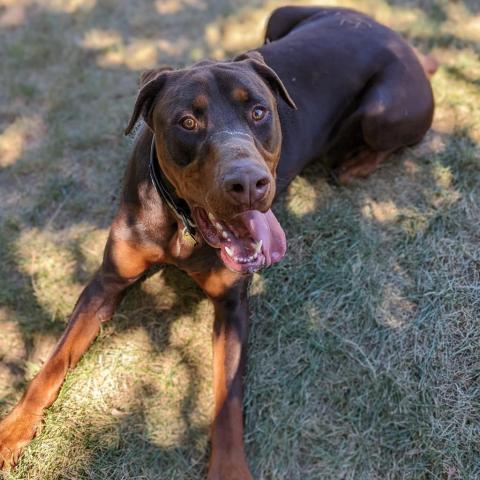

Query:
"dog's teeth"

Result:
[[225, 246, 234, 257], [208, 212, 216, 222], [222, 231, 229, 239], [254, 240, 263, 253], [215, 222, 223, 231]]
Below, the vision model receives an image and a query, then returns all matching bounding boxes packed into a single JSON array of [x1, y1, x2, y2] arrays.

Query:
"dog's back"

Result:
[[258, 7, 434, 181]]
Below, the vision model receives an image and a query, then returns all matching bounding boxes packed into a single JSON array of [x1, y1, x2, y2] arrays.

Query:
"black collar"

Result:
[[149, 137, 198, 246]]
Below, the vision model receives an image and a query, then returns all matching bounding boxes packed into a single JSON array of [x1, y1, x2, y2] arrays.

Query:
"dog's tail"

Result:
[[412, 47, 439, 77]]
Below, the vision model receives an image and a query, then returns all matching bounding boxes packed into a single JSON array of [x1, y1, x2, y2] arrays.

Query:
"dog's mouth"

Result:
[[192, 207, 287, 274]]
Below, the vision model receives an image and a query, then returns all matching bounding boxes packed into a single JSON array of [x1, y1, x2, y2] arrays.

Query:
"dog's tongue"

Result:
[[236, 209, 287, 267]]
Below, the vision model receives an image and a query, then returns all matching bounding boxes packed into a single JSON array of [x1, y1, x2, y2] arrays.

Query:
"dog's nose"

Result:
[[223, 166, 271, 207]]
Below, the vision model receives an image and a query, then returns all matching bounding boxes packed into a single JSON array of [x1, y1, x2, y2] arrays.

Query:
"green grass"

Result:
[[0, 0, 479, 478]]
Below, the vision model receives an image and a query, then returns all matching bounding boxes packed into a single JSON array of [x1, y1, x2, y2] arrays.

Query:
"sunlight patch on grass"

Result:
[[375, 265, 417, 330], [42, 0, 96, 14], [286, 177, 319, 217], [76, 228, 109, 276], [0, 116, 45, 168], [28, 333, 58, 370], [432, 162, 454, 189], [361, 198, 399, 223], [374, 4, 428, 30], [205, 7, 271, 54], [81, 28, 122, 50], [250, 274, 266, 297], [442, 2, 480, 43], [14, 228, 89, 320], [98, 40, 158, 70], [155, 0, 206, 16], [81, 28, 191, 70]]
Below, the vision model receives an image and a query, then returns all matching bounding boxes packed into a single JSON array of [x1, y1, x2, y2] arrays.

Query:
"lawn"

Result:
[[0, 0, 479, 479]]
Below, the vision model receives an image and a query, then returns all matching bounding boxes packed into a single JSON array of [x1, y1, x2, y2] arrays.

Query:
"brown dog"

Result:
[[0, 7, 435, 479]]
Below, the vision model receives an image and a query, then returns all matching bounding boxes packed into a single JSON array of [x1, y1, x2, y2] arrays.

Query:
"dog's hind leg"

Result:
[[0, 215, 162, 470], [334, 56, 435, 184], [334, 148, 393, 185]]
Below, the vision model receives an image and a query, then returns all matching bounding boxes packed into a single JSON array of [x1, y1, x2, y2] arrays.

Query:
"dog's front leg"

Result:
[[0, 225, 160, 470], [190, 269, 253, 480]]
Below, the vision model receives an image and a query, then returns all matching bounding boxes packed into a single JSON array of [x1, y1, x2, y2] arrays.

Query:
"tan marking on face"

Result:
[[192, 94, 208, 110], [232, 87, 249, 102]]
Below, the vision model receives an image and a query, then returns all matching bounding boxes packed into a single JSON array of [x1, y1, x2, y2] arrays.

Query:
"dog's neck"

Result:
[[149, 137, 198, 246]]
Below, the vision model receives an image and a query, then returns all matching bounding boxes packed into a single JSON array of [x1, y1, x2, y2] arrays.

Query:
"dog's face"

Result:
[[125, 52, 296, 273]]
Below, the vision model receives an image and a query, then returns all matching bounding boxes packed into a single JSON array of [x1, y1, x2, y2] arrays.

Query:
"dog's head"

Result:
[[125, 51, 296, 273]]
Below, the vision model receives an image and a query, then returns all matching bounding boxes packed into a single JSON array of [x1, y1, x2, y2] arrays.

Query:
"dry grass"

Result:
[[0, 0, 479, 479]]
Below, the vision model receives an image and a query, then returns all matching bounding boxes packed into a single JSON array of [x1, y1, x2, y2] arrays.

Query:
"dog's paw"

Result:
[[207, 459, 253, 480], [0, 408, 40, 471]]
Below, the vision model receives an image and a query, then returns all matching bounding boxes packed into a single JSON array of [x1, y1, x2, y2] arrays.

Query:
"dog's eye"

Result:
[[180, 116, 197, 130], [252, 106, 267, 121]]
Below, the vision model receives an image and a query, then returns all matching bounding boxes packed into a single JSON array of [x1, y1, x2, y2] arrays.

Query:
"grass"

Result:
[[0, 0, 479, 478]]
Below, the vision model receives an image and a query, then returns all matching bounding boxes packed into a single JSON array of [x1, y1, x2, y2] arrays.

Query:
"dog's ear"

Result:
[[124, 66, 173, 135], [234, 51, 297, 110]]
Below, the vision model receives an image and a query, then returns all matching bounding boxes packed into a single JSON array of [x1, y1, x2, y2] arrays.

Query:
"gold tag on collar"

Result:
[[182, 227, 198, 247]]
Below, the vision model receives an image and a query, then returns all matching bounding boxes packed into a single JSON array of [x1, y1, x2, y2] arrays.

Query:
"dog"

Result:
[[0, 6, 435, 479]]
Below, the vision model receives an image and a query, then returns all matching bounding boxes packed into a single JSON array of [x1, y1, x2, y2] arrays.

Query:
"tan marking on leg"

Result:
[[189, 268, 252, 479], [209, 315, 251, 480], [337, 149, 392, 184], [110, 239, 163, 279], [189, 268, 243, 299]]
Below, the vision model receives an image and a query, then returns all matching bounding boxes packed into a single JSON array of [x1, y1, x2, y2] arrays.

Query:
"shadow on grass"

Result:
[[82, 404, 209, 479], [242, 125, 479, 477]]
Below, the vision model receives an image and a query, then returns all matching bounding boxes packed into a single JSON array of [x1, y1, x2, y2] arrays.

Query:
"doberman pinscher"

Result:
[[0, 6, 435, 479]]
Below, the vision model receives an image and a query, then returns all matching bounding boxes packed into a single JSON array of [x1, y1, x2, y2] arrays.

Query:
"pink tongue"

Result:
[[236, 209, 287, 267]]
